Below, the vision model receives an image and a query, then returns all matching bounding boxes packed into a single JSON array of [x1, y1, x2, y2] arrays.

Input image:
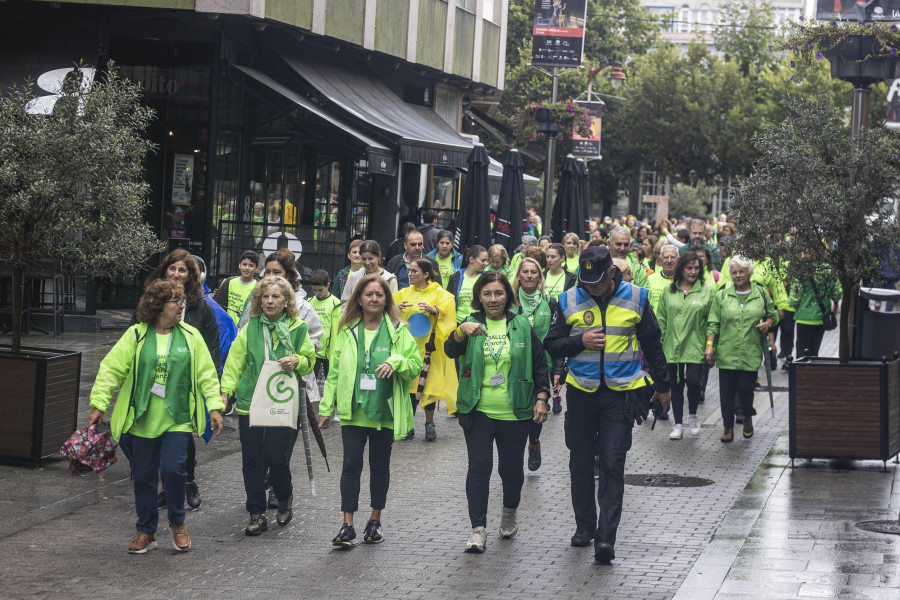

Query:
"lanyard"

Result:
[[357, 323, 373, 373], [484, 330, 507, 368]]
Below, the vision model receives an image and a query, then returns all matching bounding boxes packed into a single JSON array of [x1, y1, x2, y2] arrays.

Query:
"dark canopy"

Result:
[[492, 149, 527, 253], [551, 155, 582, 242], [454, 144, 492, 251]]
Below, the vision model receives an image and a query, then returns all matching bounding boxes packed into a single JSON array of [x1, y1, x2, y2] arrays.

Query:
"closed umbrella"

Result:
[[551, 154, 579, 242], [576, 158, 590, 240], [492, 148, 527, 253], [454, 143, 492, 251]]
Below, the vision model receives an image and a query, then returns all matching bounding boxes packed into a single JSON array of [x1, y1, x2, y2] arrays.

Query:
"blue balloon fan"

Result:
[[407, 312, 432, 338]]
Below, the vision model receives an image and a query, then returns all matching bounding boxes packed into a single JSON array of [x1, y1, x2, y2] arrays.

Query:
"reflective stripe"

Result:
[[608, 296, 639, 314], [573, 349, 639, 363], [562, 287, 597, 320], [607, 370, 651, 387], [568, 373, 601, 388], [571, 325, 631, 336]]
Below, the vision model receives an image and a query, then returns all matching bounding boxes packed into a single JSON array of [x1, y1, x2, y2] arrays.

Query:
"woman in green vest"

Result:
[[220, 276, 317, 536], [562, 232, 581, 273], [657, 252, 715, 440], [447, 245, 488, 325], [318, 275, 423, 547], [512, 257, 566, 468], [445, 271, 551, 554], [87, 280, 224, 554], [544, 243, 577, 299], [706, 256, 778, 443]]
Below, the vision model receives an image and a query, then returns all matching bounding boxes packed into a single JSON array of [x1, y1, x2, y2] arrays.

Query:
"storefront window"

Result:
[[430, 167, 460, 231], [315, 157, 342, 228]]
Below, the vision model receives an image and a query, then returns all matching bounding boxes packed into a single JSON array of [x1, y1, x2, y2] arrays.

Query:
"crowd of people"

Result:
[[86, 210, 839, 563]]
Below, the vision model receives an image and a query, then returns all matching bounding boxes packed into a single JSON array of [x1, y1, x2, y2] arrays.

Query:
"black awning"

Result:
[[277, 51, 473, 168], [234, 64, 392, 155]]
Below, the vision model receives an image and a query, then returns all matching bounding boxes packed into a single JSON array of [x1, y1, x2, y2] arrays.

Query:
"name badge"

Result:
[[490, 373, 506, 387], [151, 382, 166, 398], [360, 374, 378, 391]]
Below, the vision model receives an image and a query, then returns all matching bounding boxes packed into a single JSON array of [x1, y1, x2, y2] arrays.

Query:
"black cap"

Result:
[[578, 246, 613, 285]]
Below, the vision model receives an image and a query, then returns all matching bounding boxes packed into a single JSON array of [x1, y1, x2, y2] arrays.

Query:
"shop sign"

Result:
[[531, 0, 588, 67], [572, 101, 602, 159], [368, 152, 396, 175]]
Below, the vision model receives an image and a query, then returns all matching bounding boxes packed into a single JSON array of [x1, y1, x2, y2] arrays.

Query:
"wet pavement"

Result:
[[2, 325, 899, 599]]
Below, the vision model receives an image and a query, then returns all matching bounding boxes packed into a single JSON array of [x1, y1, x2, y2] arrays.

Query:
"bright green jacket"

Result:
[[90, 322, 223, 442], [626, 252, 649, 289], [789, 277, 842, 325], [647, 271, 673, 314], [708, 282, 779, 372], [319, 317, 422, 440], [221, 316, 316, 415], [752, 259, 790, 310], [657, 279, 716, 364]]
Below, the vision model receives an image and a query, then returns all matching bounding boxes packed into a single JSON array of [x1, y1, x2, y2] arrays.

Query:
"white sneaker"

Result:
[[689, 414, 701, 437], [465, 526, 486, 553], [499, 507, 518, 539], [669, 424, 683, 440]]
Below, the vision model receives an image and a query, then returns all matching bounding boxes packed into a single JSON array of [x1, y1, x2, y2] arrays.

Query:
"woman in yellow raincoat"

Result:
[[393, 258, 458, 442]]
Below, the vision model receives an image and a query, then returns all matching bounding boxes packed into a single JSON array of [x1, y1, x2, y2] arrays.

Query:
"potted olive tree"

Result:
[[0, 66, 161, 465], [732, 95, 900, 463]]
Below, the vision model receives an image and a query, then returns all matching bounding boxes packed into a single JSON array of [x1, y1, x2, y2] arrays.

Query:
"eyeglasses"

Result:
[[166, 299, 186, 306]]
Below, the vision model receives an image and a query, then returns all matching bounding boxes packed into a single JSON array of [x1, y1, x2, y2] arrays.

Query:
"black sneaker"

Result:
[[657, 411, 669, 421], [185, 481, 201, 510], [552, 396, 562, 414], [157, 490, 167, 509], [223, 399, 236, 416], [333, 523, 357, 547], [527, 442, 541, 472], [276, 495, 293, 526], [404, 430, 415, 440], [363, 519, 383, 544], [267, 488, 278, 509], [571, 528, 594, 547], [245, 513, 268, 536]]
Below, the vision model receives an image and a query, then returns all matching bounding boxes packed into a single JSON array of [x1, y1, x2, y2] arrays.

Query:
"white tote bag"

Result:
[[249, 328, 300, 428]]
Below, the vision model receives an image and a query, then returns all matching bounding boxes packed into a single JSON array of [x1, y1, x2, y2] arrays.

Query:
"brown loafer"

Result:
[[170, 521, 191, 552], [743, 416, 754, 439], [128, 532, 157, 554], [721, 428, 734, 443]]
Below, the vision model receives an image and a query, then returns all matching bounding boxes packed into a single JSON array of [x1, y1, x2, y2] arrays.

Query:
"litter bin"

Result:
[[853, 287, 900, 360]]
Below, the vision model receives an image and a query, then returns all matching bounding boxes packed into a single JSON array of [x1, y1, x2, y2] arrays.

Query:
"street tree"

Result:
[[669, 182, 716, 218], [0, 66, 163, 354]]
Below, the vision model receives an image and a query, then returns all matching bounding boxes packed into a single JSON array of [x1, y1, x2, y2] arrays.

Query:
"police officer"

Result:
[[545, 246, 670, 564]]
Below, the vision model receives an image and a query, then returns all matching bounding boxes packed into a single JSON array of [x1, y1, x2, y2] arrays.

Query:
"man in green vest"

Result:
[[647, 245, 679, 313], [609, 227, 649, 289]]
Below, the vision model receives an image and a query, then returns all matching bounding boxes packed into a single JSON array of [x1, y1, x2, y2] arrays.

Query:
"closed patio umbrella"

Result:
[[551, 154, 580, 242], [492, 148, 527, 253], [454, 143, 492, 251]]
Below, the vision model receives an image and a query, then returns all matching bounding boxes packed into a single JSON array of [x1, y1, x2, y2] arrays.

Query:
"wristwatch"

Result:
[[536, 397, 550, 404]]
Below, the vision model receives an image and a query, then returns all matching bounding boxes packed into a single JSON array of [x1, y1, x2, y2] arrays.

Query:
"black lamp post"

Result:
[[536, 107, 561, 233]]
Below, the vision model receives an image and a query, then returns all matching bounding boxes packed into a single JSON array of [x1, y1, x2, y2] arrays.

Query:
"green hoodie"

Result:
[[707, 282, 778, 372], [90, 322, 224, 442], [657, 279, 716, 364], [319, 317, 422, 440]]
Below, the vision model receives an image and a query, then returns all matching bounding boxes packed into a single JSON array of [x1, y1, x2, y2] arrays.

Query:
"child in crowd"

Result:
[[309, 269, 341, 381], [213, 250, 259, 325]]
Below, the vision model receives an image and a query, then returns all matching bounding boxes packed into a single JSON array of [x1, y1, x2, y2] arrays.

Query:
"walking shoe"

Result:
[[363, 519, 383, 544], [245, 513, 268, 536], [332, 523, 357, 547], [499, 506, 518, 539], [425, 422, 437, 442], [594, 455, 600, 479], [465, 526, 486, 553], [743, 415, 754, 439], [594, 541, 615, 564], [721, 428, 734, 443], [571, 528, 595, 547], [658, 410, 669, 421], [527, 441, 542, 471], [127, 532, 157, 554], [276, 495, 293, 526], [777, 349, 788, 359], [404, 429, 415, 440], [223, 399, 236, 416], [552, 395, 562, 414], [170, 522, 191, 552], [688, 414, 701, 437], [157, 490, 167, 509], [185, 481, 201, 510], [267, 487, 278, 509], [669, 424, 683, 440], [735, 416, 744, 425]]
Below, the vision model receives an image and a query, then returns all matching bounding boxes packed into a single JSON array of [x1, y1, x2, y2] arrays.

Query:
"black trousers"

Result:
[[796, 323, 825, 358], [462, 410, 531, 528], [239, 415, 293, 515], [668, 363, 703, 425], [778, 310, 795, 357], [718, 369, 757, 429], [564, 386, 633, 546], [529, 420, 542, 443], [340, 425, 394, 513]]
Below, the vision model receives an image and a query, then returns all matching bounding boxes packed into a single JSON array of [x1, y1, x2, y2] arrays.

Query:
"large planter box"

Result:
[[789, 356, 900, 464], [825, 34, 897, 86], [0, 345, 81, 466]]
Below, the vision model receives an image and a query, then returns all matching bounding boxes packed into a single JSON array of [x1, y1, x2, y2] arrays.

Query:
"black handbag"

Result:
[[810, 281, 837, 331]]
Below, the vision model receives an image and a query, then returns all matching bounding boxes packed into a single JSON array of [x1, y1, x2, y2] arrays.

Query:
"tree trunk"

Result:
[[11, 265, 24, 355], [838, 278, 854, 364]]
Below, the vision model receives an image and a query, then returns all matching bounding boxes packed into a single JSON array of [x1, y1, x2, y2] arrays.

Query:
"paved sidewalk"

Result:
[[2, 327, 884, 600]]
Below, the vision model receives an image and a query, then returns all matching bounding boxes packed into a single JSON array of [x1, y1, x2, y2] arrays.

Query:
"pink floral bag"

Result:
[[59, 424, 118, 477]]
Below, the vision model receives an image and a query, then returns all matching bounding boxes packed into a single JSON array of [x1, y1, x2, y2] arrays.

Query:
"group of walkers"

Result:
[[86, 210, 838, 564]]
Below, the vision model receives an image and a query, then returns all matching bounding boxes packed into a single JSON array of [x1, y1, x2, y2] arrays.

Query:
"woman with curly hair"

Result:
[[88, 280, 224, 554]]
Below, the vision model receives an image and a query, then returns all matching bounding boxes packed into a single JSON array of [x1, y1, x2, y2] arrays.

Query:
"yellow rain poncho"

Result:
[[393, 281, 458, 413]]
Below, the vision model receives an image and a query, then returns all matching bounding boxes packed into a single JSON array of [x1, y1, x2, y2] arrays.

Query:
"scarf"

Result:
[[133, 324, 191, 425], [518, 288, 542, 318], [354, 318, 395, 422], [260, 312, 294, 357]]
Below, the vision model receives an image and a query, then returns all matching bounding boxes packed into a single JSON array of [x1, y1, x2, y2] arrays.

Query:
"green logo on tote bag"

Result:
[[266, 373, 294, 403]]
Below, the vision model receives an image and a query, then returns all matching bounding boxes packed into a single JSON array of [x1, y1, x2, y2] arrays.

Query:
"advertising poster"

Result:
[[887, 79, 900, 128], [572, 101, 602, 159], [171, 206, 187, 239], [172, 154, 194, 206], [809, 0, 900, 22], [531, 0, 589, 67]]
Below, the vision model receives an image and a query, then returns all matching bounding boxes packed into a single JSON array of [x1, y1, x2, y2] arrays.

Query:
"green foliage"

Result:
[[715, 0, 780, 75], [0, 65, 163, 353], [731, 96, 900, 360], [669, 182, 716, 218]]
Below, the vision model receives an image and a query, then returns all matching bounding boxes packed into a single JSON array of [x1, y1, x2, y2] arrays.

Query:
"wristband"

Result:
[[706, 341, 714, 346]]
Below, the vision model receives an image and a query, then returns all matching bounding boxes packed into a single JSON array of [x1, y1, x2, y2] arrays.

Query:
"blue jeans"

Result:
[[120, 432, 190, 534], [564, 386, 633, 546]]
